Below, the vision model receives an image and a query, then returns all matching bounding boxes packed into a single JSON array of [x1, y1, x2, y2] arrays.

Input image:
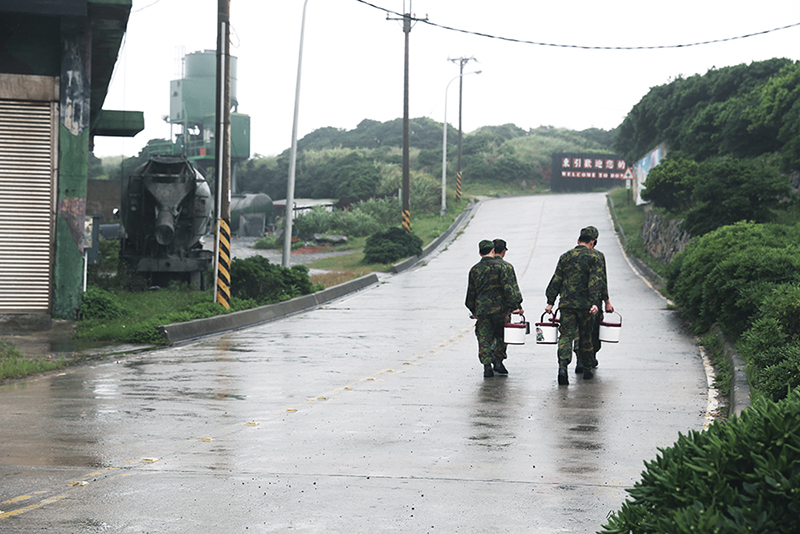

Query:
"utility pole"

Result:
[[449, 57, 476, 202], [213, 0, 232, 308], [388, 3, 425, 233]]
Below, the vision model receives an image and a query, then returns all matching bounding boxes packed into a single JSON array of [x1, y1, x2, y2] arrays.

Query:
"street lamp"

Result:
[[441, 70, 480, 215], [283, 0, 310, 268]]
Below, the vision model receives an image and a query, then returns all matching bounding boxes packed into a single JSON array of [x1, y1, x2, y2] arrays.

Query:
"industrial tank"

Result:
[[231, 193, 272, 237]]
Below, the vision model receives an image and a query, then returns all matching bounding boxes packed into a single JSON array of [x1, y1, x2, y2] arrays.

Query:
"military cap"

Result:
[[479, 239, 494, 250], [580, 226, 599, 240], [493, 238, 507, 252]]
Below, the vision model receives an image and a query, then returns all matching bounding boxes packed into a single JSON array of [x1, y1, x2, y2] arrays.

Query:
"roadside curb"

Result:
[[606, 193, 751, 416], [157, 201, 478, 346], [158, 273, 379, 345], [712, 326, 752, 416]]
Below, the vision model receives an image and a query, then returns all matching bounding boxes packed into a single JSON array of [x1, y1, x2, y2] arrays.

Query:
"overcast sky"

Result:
[[92, 0, 800, 159]]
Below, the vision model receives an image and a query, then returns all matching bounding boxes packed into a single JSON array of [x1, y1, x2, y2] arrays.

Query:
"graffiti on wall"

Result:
[[634, 143, 668, 205]]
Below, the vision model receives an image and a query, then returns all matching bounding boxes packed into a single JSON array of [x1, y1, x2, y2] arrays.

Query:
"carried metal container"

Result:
[[599, 311, 622, 343], [535, 311, 560, 344], [504, 313, 527, 345]]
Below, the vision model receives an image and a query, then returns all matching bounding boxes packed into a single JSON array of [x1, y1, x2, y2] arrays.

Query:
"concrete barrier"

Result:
[[158, 200, 478, 345], [159, 273, 379, 345]]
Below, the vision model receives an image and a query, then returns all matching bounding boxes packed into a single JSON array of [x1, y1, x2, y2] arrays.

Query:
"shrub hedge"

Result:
[[600, 390, 800, 534], [229, 256, 322, 305], [362, 227, 422, 264], [666, 221, 800, 335], [738, 283, 800, 402], [667, 221, 800, 400]]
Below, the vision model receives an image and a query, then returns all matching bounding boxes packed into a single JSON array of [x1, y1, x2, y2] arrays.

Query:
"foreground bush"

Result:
[[600, 390, 800, 534], [362, 227, 422, 264]]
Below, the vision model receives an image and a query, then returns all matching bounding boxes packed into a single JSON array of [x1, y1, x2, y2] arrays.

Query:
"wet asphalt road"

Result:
[[0, 193, 709, 533]]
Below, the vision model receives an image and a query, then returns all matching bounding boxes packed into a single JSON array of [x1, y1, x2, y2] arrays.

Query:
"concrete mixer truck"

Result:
[[120, 155, 213, 288]]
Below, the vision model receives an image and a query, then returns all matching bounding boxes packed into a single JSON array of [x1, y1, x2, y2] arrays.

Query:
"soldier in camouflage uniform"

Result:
[[491, 238, 523, 373], [545, 228, 603, 385], [466, 240, 524, 377], [573, 226, 614, 374]]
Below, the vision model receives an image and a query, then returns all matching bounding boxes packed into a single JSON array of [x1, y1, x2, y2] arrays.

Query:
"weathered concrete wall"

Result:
[[52, 30, 91, 319], [641, 211, 692, 266]]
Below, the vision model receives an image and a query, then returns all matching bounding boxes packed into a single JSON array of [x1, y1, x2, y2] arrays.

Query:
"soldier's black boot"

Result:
[[558, 368, 568, 385], [493, 359, 508, 375], [484, 364, 494, 378]]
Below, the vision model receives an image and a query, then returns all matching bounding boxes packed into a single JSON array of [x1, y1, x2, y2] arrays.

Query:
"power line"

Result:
[[131, 0, 165, 13], [354, 0, 800, 50]]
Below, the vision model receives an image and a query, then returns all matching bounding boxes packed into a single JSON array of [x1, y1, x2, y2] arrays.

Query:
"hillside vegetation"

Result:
[[604, 58, 800, 534], [615, 57, 800, 171], [234, 121, 615, 202]]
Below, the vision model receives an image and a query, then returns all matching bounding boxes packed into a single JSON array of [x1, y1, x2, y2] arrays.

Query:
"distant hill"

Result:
[[292, 118, 615, 154]]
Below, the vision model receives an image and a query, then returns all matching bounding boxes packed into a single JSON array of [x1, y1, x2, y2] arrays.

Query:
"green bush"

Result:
[[253, 234, 279, 249], [641, 158, 700, 212], [738, 284, 800, 401], [78, 287, 127, 321], [698, 247, 800, 335], [760, 283, 800, 340], [682, 156, 789, 236], [229, 256, 319, 305], [751, 348, 800, 401], [362, 227, 422, 264], [666, 221, 800, 334], [293, 198, 402, 239], [600, 390, 800, 534]]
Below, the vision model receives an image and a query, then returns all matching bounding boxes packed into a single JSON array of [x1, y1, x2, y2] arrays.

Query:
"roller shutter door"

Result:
[[0, 100, 56, 313]]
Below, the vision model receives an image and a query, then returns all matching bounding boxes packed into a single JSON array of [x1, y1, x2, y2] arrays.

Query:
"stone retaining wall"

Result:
[[641, 211, 692, 265]]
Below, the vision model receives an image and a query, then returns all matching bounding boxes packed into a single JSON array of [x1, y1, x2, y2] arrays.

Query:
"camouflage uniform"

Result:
[[466, 253, 523, 366], [590, 247, 609, 364], [545, 245, 603, 370], [492, 255, 522, 363], [574, 247, 609, 368]]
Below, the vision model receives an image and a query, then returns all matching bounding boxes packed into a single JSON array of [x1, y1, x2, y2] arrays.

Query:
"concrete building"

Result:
[[0, 0, 142, 326]]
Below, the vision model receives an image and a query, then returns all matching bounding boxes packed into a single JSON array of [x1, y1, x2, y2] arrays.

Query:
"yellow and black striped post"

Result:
[[455, 170, 462, 202], [216, 217, 231, 309], [402, 209, 411, 233]]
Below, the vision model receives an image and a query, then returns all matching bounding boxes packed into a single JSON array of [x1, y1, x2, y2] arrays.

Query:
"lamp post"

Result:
[[441, 70, 480, 215], [282, 0, 310, 268]]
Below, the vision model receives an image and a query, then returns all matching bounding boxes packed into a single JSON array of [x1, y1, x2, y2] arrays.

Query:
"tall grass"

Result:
[[0, 339, 65, 380], [75, 287, 240, 344], [607, 187, 669, 277]]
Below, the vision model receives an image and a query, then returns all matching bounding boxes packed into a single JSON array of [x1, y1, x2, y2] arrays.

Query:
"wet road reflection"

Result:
[[0, 194, 708, 532]]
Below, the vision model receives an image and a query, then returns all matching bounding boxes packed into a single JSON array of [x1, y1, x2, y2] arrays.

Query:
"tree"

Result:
[[683, 156, 790, 236], [641, 158, 700, 212], [614, 59, 793, 163], [747, 61, 800, 171]]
